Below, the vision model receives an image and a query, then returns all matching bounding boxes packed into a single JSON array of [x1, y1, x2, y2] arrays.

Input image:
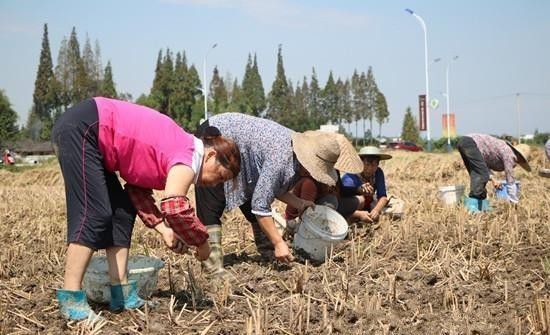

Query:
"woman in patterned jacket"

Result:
[[195, 113, 362, 279]]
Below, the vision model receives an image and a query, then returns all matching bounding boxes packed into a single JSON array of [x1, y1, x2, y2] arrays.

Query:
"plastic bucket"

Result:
[[437, 185, 466, 206], [293, 206, 348, 262], [82, 255, 165, 304], [495, 180, 521, 200]]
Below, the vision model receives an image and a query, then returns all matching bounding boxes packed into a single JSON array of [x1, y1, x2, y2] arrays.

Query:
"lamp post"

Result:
[[516, 93, 521, 144], [405, 8, 431, 151], [434, 56, 459, 151], [203, 43, 218, 121]]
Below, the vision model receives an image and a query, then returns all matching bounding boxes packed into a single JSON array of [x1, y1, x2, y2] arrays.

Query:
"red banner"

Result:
[[418, 94, 427, 131]]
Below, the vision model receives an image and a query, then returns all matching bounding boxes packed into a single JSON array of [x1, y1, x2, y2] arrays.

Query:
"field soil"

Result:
[[1, 150, 550, 334]]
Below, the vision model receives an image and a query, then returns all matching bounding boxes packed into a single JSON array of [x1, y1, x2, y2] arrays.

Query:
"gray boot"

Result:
[[201, 225, 232, 280], [251, 221, 275, 261]]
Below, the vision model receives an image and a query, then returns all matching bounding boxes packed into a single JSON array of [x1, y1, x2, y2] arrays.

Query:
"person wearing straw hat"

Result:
[[340, 146, 395, 223], [195, 113, 363, 279], [457, 133, 531, 212]]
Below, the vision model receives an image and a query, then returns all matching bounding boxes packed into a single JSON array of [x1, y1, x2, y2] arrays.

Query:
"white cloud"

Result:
[[162, 0, 370, 30]]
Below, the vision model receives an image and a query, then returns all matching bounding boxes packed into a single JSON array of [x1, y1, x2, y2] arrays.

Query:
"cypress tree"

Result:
[[55, 36, 71, 109], [251, 54, 265, 114], [0, 90, 19, 142], [292, 81, 308, 132], [32, 23, 57, 122], [359, 72, 370, 144], [242, 53, 265, 116], [241, 54, 254, 115], [82, 34, 99, 96], [186, 64, 204, 129], [322, 71, 338, 124], [210, 66, 227, 115], [67, 27, 87, 103], [100, 61, 117, 98], [374, 91, 389, 139], [159, 49, 174, 114], [148, 50, 164, 111], [94, 40, 103, 82], [351, 70, 367, 145], [337, 78, 353, 134], [227, 79, 247, 114], [401, 106, 420, 143], [307, 67, 322, 129], [267, 45, 291, 123], [169, 51, 188, 125], [364, 67, 378, 142]]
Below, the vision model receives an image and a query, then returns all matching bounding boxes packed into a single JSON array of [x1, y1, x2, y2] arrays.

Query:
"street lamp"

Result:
[[405, 8, 431, 151], [203, 43, 218, 121], [434, 56, 459, 152]]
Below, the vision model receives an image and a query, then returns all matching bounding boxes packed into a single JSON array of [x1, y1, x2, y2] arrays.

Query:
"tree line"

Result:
[[1, 23, 399, 145]]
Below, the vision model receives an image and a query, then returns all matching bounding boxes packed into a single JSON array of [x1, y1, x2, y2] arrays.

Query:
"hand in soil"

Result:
[[357, 211, 374, 223], [156, 222, 188, 254], [274, 241, 294, 263], [194, 241, 211, 261]]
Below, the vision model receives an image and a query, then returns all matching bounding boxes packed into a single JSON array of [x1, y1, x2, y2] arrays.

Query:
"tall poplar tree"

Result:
[[67, 27, 88, 103], [322, 71, 338, 124], [31, 23, 58, 139], [337, 78, 352, 133], [242, 53, 265, 116], [292, 81, 308, 132], [307, 67, 322, 128], [82, 34, 99, 96], [100, 61, 117, 98], [55, 36, 71, 109], [401, 106, 420, 142], [169, 51, 188, 124], [32, 23, 57, 121], [267, 45, 291, 123], [150, 49, 174, 114], [0, 90, 18, 142], [186, 65, 204, 130], [374, 91, 389, 138], [351, 70, 367, 145], [210, 66, 228, 115], [227, 79, 247, 114], [364, 67, 378, 142]]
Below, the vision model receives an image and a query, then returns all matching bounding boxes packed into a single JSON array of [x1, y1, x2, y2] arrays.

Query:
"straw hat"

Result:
[[506, 142, 531, 172], [331, 133, 364, 174], [291, 131, 341, 186], [357, 146, 393, 160]]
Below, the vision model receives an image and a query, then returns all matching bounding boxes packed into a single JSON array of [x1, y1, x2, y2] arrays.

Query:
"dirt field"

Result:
[[1, 149, 549, 335]]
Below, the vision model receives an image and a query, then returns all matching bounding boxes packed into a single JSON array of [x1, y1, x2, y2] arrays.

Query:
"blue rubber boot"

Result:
[[480, 199, 491, 212], [464, 197, 491, 213], [464, 197, 481, 213], [56, 289, 99, 321], [109, 281, 145, 312]]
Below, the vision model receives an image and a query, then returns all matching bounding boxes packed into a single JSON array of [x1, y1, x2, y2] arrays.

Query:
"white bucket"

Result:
[[437, 185, 466, 206], [293, 206, 348, 262], [82, 255, 165, 304]]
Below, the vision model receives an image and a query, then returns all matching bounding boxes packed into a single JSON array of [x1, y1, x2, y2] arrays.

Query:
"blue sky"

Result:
[[1, 0, 549, 138]]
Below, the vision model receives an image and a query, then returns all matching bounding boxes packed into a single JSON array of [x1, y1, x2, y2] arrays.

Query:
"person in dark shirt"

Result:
[[340, 146, 392, 223]]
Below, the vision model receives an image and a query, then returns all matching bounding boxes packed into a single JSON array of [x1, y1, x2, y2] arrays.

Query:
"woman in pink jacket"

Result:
[[51, 97, 240, 321]]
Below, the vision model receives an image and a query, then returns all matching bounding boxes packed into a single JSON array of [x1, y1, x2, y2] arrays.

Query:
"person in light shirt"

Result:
[[457, 133, 531, 212]]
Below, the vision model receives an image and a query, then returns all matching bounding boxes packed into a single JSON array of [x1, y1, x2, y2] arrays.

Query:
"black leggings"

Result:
[[51, 99, 136, 250], [457, 136, 491, 200]]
